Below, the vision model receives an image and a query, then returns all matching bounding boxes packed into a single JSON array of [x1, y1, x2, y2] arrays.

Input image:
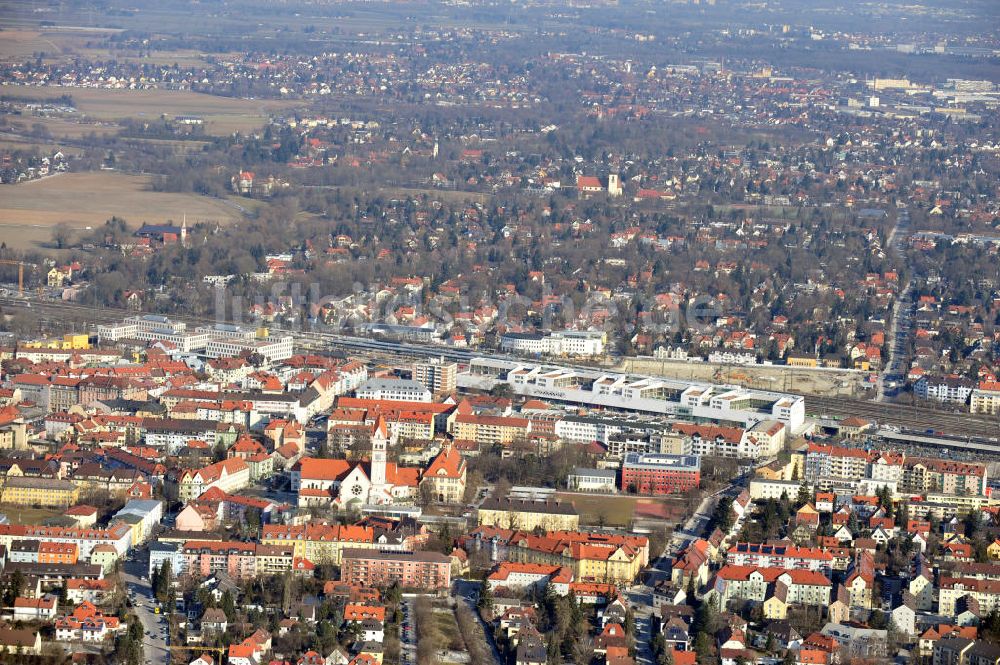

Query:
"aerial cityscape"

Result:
[[0, 0, 998, 664]]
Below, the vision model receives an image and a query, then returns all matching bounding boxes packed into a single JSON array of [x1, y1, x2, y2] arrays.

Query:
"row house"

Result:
[[178, 458, 250, 502], [467, 526, 649, 585], [261, 522, 375, 565], [726, 543, 833, 575], [713, 565, 832, 611], [0, 522, 132, 558]]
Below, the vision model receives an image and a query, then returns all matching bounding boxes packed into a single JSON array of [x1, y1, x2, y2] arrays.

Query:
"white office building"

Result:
[[205, 335, 294, 362], [501, 330, 606, 357], [97, 315, 209, 352], [356, 378, 432, 402], [461, 358, 807, 432]]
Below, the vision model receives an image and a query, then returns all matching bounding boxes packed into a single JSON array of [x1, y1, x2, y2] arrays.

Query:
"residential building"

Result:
[[1, 477, 79, 507], [0, 522, 132, 558], [261, 522, 374, 565], [55, 601, 122, 642], [419, 445, 467, 504], [38, 542, 78, 565], [726, 543, 833, 574], [339, 549, 451, 591], [915, 375, 975, 404], [938, 577, 1000, 617], [500, 330, 607, 357], [451, 413, 531, 446], [468, 526, 649, 585], [487, 562, 573, 594], [204, 335, 294, 362], [970, 382, 1000, 415], [181, 540, 258, 581], [0, 628, 41, 655], [356, 378, 431, 402], [179, 458, 250, 502], [412, 359, 457, 396], [714, 565, 832, 611]]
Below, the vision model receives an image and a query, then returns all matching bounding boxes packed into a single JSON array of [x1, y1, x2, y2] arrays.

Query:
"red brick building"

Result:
[[620, 453, 701, 495]]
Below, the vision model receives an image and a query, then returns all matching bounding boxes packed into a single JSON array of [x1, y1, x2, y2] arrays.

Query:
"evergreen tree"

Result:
[[476, 579, 494, 618], [154, 560, 173, 605], [693, 631, 713, 661], [221, 589, 236, 620], [795, 479, 811, 508]]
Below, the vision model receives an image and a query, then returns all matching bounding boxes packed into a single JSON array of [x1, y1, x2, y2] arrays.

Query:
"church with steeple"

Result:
[[334, 415, 422, 507]]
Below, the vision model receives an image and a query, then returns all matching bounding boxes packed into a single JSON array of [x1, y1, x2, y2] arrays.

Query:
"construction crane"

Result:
[[0, 259, 31, 296], [170, 645, 226, 658]]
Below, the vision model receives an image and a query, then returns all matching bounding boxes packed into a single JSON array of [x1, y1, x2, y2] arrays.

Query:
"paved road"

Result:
[[668, 494, 717, 554], [123, 560, 169, 665], [400, 597, 416, 665], [632, 603, 655, 665], [878, 207, 912, 402]]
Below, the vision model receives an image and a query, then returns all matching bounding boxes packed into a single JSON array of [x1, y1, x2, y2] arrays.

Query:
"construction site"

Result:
[[618, 357, 870, 398]]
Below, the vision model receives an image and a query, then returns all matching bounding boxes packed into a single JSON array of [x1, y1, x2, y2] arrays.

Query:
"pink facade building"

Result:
[[182, 541, 257, 580], [340, 549, 451, 591]]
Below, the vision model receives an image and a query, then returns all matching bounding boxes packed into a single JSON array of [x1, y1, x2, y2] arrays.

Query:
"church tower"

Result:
[[607, 174, 622, 197], [370, 414, 388, 490]]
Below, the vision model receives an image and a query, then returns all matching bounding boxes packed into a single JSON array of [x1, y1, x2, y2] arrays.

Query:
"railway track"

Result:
[[5, 296, 998, 439], [806, 394, 999, 439]]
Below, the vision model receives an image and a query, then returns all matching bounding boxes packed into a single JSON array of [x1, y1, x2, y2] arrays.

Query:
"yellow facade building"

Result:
[[260, 522, 374, 565], [1, 477, 79, 507], [22, 334, 90, 350], [477, 497, 580, 532]]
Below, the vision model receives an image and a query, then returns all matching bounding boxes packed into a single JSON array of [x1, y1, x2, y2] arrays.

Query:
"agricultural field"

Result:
[[0, 26, 117, 62], [0, 87, 298, 136], [5, 114, 119, 140], [0, 171, 243, 251]]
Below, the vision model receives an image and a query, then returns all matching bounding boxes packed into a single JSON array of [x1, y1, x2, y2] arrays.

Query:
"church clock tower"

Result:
[[370, 415, 388, 494]]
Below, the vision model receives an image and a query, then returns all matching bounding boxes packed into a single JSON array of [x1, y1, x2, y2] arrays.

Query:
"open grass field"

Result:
[[0, 87, 298, 136], [434, 609, 465, 651], [2, 505, 63, 525], [0, 171, 243, 251]]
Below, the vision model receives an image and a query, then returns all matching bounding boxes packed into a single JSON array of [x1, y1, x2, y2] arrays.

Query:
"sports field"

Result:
[[556, 492, 685, 527]]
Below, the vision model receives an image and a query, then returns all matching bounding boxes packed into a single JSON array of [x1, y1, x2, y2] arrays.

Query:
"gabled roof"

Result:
[[296, 457, 352, 481], [424, 445, 465, 479]]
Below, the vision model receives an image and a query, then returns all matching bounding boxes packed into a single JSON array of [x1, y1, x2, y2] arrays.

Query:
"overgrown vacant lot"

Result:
[[0, 87, 297, 135], [0, 171, 242, 251]]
